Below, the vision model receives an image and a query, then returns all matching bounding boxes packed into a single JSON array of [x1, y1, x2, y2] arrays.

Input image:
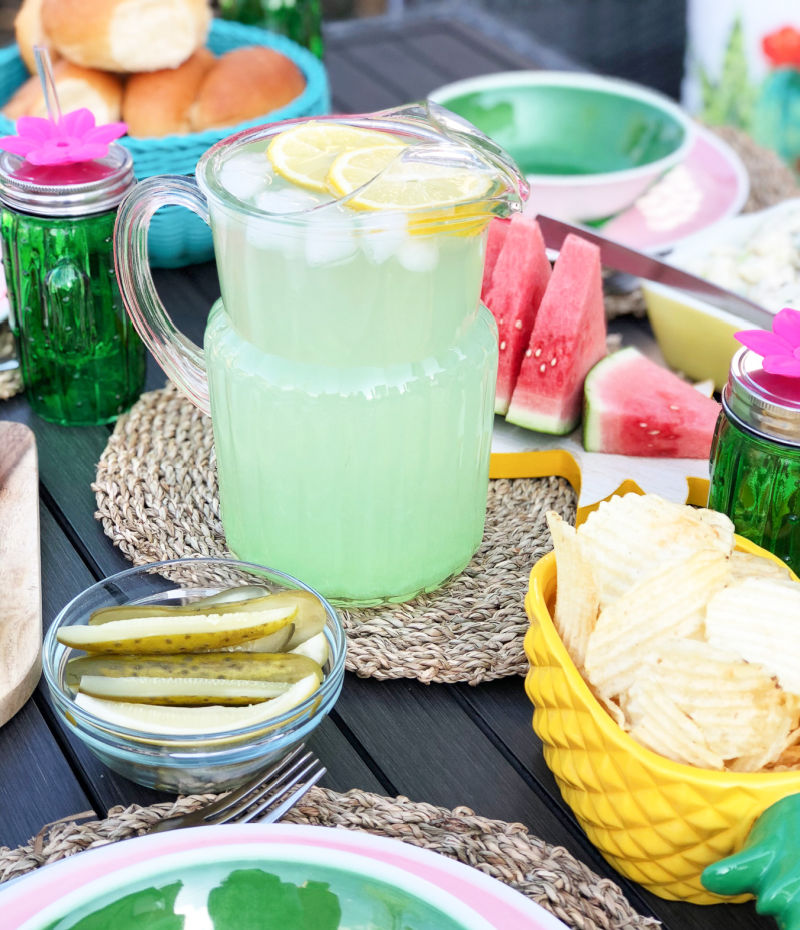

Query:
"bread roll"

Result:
[[41, 0, 211, 73], [3, 61, 124, 124], [189, 46, 306, 132], [123, 48, 215, 137], [14, 0, 58, 74]]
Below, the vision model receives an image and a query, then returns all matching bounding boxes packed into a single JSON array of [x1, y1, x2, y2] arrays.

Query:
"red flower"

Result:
[[763, 26, 800, 68]]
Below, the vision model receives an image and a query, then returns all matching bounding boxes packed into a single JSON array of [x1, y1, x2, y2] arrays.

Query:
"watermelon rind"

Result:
[[583, 351, 628, 451], [583, 346, 721, 458], [505, 396, 579, 435]]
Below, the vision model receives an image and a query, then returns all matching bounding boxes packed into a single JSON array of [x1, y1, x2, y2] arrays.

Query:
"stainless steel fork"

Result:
[[146, 744, 325, 834]]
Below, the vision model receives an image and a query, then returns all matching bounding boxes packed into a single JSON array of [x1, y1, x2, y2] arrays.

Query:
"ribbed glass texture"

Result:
[[1, 207, 145, 425], [708, 413, 800, 575]]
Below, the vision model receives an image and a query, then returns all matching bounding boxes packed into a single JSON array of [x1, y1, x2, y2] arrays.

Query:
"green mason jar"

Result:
[[218, 0, 324, 58], [708, 347, 800, 574], [0, 145, 146, 426]]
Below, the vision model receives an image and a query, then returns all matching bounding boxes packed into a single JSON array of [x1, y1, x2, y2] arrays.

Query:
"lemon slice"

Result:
[[267, 121, 405, 193], [74, 672, 321, 737], [327, 146, 494, 212]]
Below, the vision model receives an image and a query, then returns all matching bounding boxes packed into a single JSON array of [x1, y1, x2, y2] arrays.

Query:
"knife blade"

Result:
[[535, 214, 775, 330]]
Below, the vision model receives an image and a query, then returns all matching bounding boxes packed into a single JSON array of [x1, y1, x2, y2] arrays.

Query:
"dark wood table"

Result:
[[0, 9, 776, 930]]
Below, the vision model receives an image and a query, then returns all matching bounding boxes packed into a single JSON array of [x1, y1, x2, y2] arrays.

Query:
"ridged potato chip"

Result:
[[764, 737, 800, 771], [705, 577, 800, 695], [584, 550, 730, 703], [546, 511, 598, 669], [626, 638, 799, 772], [577, 493, 734, 608], [625, 675, 725, 770], [728, 549, 793, 582], [544, 490, 800, 773]]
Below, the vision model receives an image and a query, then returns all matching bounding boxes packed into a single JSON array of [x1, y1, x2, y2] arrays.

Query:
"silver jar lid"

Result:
[[0, 143, 135, 216], [723, 346, 800, 446]]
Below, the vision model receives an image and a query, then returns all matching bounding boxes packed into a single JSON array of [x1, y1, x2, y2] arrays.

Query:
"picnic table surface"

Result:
[[0, 8, 776, 930]]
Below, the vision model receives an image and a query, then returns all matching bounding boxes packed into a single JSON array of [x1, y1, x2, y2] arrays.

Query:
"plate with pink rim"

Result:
[[596, 122, 750, 254], [0, 823, 568, 930]]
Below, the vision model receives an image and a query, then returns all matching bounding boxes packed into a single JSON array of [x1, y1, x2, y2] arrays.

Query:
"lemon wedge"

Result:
[[267, 121, 405, 193], [74, 672, 321, 737], [326, 146, 494, 212]]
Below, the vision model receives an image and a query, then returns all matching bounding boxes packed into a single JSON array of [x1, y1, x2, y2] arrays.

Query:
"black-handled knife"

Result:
[[536, 214, 775, 330]]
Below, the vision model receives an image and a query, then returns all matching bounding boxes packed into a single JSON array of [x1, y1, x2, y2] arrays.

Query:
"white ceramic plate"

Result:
[[600, 123, 750, 253]]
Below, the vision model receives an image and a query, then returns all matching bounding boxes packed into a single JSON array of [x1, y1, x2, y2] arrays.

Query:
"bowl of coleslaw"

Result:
[[641, 199, 800, 390]]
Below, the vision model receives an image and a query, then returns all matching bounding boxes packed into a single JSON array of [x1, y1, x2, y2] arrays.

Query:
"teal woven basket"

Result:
[[0, 18, 330, 267]]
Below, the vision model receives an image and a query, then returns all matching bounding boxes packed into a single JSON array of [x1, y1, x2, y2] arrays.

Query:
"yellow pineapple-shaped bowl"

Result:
[[523, 538, 800, 904]]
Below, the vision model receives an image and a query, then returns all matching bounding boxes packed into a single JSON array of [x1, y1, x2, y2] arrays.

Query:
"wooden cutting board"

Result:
[[0, 422, 41, 727]]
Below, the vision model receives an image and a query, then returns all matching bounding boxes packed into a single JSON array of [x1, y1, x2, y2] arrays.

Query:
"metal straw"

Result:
[[33, 45, 62, 123]]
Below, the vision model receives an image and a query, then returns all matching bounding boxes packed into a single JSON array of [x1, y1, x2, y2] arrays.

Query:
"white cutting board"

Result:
[[0, 422, 42, 726], [491, 417, 710, 517]]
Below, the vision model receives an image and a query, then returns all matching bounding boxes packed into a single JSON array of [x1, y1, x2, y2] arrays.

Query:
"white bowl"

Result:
[[429, 71, 695, 222], [641, 199, 800, 390]]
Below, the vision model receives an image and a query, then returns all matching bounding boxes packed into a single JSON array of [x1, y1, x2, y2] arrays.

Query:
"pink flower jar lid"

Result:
[[0, 109, 134, 217], [726, 309, 800, 447]]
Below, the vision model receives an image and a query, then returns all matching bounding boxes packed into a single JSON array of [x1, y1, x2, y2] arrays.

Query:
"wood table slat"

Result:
[[333, 675, 637, 895], [337, 37, 457, 104], [0, 700, 93, 851]]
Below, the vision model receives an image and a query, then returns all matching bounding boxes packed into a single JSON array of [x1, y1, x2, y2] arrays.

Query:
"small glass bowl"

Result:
[[42, 557, 346, 794]]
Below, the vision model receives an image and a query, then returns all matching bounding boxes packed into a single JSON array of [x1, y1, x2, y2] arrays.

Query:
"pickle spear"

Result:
[[65, 651, 323, 690], [57, 604, 296, 654], [74, 672, 320, 736], [87, 591, 296, 624], [193, 585, 271, 606], [227, 591, 327, 651], [289, 632, 330, 667], [77, 675, 294, 706]]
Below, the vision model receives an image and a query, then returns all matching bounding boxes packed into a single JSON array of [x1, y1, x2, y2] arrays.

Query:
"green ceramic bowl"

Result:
[[429, 71, 694, 221]]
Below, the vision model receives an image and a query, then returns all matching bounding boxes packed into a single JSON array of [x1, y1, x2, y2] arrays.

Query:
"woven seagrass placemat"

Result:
[[0, 786, 659, 930], [0, 324, 20, 401], [94, 382, 575, 685]]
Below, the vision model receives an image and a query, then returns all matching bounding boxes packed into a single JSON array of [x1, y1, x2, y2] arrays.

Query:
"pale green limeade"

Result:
[[41, 864, 472, 930], [203, 140, 498, 604]]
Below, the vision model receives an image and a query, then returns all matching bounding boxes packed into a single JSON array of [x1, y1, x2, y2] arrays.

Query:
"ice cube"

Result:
[[245, 216, 290, 252], [219, 152, 273, 203], [255, 188, 323, 215], [358, 211, 408, 264], [397, 237, 439, 272], [304, 212, 357, 266]]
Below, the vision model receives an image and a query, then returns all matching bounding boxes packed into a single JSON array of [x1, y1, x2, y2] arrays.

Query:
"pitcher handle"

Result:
[[114, 175, 211, 415]]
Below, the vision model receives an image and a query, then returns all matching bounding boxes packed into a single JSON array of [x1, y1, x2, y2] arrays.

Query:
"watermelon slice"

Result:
[[481, 217, 510, 299], [506, 234, 607, 434], [583, 347, 722, 458], [483, 215, 551, 415]]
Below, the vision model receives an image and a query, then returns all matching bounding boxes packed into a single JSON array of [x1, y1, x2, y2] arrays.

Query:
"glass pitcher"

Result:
[[114, 104, 527, 605]]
